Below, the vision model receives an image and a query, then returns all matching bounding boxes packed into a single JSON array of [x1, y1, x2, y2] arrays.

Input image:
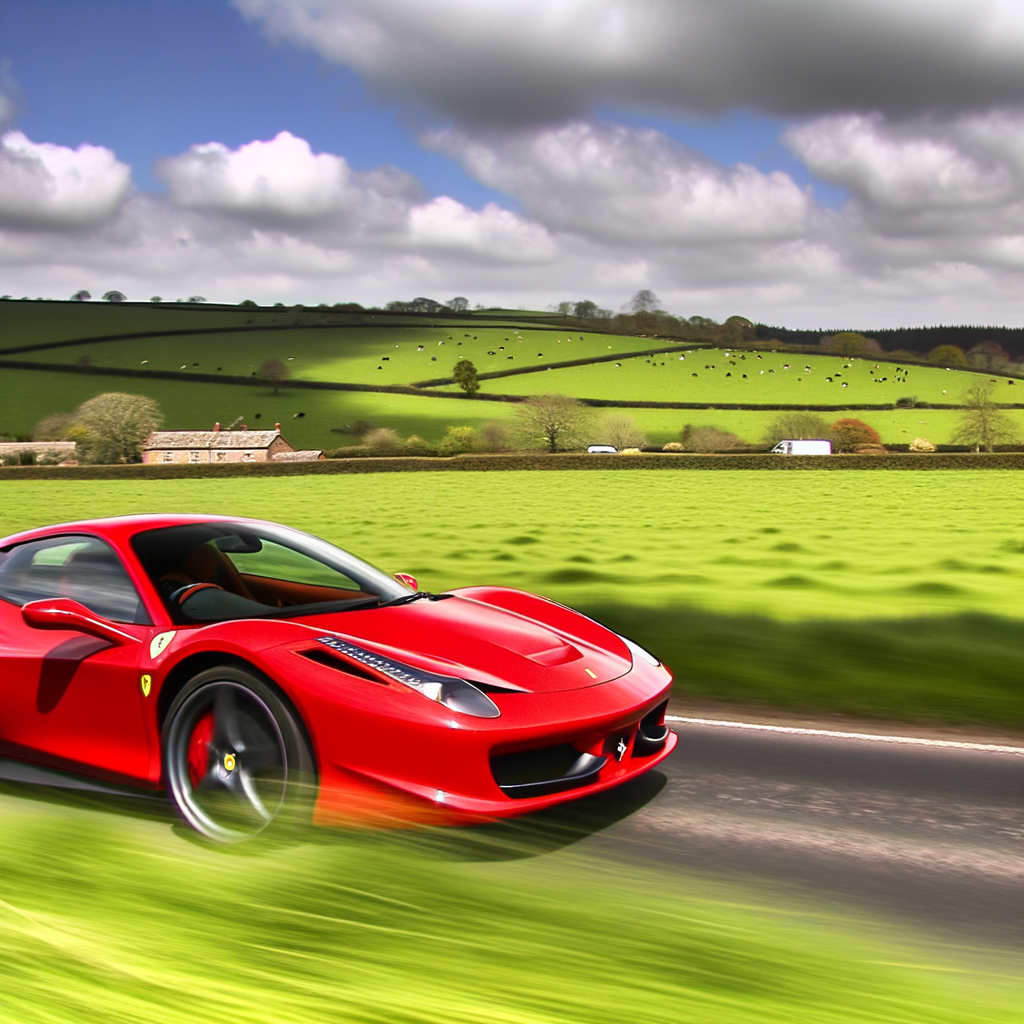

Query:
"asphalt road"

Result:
[[564, 721, 1024, 949]]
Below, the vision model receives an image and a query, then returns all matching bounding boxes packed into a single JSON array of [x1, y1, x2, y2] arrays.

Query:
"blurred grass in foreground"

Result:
[[0, 788, 1021, 1024]]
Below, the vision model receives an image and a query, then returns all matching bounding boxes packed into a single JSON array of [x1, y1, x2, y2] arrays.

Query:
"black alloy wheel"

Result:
[[163, 666, 316, 843]]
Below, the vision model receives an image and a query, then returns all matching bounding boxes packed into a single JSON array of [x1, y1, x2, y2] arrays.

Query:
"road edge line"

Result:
[[665, 716, 1024, 755]]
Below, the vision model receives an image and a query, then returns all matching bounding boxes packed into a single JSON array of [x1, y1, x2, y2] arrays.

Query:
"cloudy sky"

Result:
[[3, 0, 1024, 326]]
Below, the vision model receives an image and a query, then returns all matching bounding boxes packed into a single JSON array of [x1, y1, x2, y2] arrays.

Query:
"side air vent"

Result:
[[633, 700, 670, 756], [297, 648, 387, 683], [491, 743, 607, 799]]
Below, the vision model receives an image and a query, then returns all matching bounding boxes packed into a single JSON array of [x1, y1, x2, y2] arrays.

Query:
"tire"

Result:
[[162, 665, 316, 843]]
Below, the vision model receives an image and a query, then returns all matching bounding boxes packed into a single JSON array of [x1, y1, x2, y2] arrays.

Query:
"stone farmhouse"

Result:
[[142, 423, 323, 465]]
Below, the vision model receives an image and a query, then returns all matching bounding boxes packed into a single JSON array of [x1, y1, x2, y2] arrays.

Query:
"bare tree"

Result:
[[596, 413, 648, 449], [630, 289, 661, 313], [75, 393, 162, 463], [761, 412, 831, 446], [514, 395, 591, 452], [102, 290, 126, 303], [479, 420, 510, 451], [258, 359, 290, 394], [70, 290, 91, 301], [952, 382, 1018, 451]]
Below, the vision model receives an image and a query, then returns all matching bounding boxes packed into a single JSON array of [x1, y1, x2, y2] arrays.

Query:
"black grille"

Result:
[[491, 743, 607, 799]]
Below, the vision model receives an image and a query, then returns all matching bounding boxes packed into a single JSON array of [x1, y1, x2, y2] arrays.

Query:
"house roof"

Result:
[[143, 430, 285, 451]]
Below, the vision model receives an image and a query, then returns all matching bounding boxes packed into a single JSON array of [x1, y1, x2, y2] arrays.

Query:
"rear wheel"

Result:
[[163, 666, 315, 843]]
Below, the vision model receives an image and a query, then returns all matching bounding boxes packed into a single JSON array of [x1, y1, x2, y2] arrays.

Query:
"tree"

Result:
[[364, 427, 402, 452], [32, 411, 76, 441], [102, 290, 126, 303], [630, 289, 660, 313], [70, 290, 91, 301], [554, 301, 574, 316], [597, 413, 648, 449], [452, 358, 480, 396], [239, 299, 258, 307], [681, 424, 744, 451], [928, 344, 967, 367], [966, 341, 1009, 371], [75, 393, 162, 464], [820, 332, 880, 356], [257, 359, 290, 394], [514, 394, 591, 452], [479, 420, 510, 451], [188, 295, 206, 304], [438, 425, 480, 454], [952, 382, 1018, 452], [574, 300, 599, 319], [829, 418, 881, 451], [447, 296, 469, 312], [150, 296, 163, 303], [761, 412, 831, 446]]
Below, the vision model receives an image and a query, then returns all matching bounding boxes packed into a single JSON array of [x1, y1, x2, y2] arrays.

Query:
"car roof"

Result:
[[0, 514, 271, 550]]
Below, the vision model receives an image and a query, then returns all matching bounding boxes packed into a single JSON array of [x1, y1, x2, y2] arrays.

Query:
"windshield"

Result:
[[131, 522, 409, 624]]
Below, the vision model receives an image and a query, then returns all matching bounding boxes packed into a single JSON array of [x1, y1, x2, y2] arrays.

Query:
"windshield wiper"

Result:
[[380, 591, 454, 608]]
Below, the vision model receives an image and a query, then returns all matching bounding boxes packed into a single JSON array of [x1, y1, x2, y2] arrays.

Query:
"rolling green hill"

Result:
[[436, 346, 1019, 406]]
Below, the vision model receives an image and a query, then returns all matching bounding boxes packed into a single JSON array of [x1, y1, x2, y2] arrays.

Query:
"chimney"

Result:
[[275, 422, 281, 433], [213, 422, 221, 432]]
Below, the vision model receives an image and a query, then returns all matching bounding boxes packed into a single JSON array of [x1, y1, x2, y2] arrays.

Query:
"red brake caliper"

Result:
[[187, 712, 215, 789]]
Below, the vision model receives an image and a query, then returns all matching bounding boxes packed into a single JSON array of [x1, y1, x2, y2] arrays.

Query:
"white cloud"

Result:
[[0, 131, 131, 228], [407, 196, 556, 262], [426, 122, 810, 245], [156, 131, 368, 218], [234, 0, 1024, 123]]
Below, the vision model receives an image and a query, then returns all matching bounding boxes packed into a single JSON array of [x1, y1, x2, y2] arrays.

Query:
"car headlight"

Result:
[[618, 634, 661, 667], [317, 636, 500, 718]]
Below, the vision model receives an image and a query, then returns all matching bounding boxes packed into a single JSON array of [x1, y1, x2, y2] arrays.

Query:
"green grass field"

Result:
[[5, 470, 1024, 726], [445, 345, 1019, 405], [20, 325, 668, 386], [2, 790, 1021, 1024]]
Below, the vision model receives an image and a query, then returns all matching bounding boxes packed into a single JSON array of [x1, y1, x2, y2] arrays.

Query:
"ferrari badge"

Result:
[[149, 631, 176, 660], [139, 674, 152, 698]]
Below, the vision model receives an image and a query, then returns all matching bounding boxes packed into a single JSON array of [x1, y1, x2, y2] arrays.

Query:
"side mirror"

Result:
[[393, 573, 418, 591], [22, 599, 140, 647]]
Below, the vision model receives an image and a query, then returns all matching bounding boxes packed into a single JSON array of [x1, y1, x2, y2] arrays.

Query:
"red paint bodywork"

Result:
[[0, 515, 675, 825]]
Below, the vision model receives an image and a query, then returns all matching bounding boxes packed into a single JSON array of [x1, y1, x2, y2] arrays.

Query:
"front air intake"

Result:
[[491, 743, 607, 799], [633, 700, 670, 756]]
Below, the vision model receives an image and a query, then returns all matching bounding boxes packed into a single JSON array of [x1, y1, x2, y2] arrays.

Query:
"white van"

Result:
[[771, 439, 832, 455], [587, 445, 618, 454]]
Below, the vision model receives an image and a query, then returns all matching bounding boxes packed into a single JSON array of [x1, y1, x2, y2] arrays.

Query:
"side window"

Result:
[[0, 535, 151, 624]]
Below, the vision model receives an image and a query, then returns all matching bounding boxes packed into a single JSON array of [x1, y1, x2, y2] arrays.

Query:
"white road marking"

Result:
[[665, 716, 1024, 756]]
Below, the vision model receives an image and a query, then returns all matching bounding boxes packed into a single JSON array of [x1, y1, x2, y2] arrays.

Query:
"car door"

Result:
[[0, 534, 153, 783]]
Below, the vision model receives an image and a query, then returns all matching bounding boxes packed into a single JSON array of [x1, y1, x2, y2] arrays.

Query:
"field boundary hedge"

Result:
[[5, 451, 1024, 480]]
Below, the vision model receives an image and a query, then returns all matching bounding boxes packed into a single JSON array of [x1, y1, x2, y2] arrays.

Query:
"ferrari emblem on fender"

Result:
[[615, 738, 628, 761], [223, 753, 237, 772], [139, 675, 152, 697], [149, 631, 176, 660]]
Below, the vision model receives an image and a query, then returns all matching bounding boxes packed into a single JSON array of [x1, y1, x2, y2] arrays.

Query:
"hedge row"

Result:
[[5, 451, 1024, 481]]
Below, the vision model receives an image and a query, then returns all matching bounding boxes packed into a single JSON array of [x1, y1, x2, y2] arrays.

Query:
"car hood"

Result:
[[298, 594, 632, 693]]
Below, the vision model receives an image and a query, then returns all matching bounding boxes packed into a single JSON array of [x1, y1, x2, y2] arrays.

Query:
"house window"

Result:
[[162, 451, 173, 463], [215, 451, 226, 462], [189, 451, 201, 464], [242, 452, 253, 462]]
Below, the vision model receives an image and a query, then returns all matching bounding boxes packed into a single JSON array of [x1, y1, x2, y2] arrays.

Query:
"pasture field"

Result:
[[20, 325, 667, 386], [447, 345, 1019, 405], [4, 795, 1018, 1024], [4, 470, 1024, 726], [1, 364, 1013, 448]]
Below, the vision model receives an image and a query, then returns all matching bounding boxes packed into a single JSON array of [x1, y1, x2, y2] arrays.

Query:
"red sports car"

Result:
[[0, 515, 675, 841]]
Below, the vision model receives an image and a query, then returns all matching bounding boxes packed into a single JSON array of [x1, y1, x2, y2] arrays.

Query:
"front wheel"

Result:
[[162, 666, 316, 843]]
